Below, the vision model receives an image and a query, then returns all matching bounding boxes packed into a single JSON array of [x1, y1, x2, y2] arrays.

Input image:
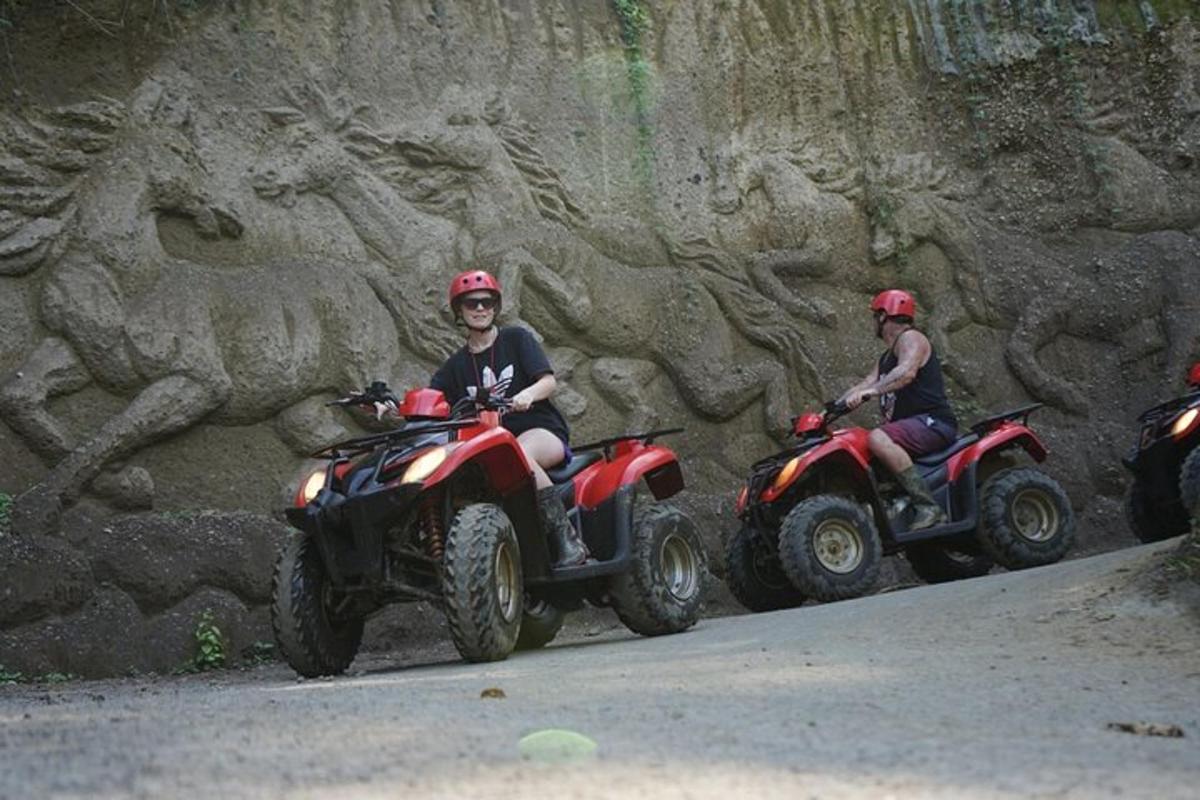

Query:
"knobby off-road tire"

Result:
[[778, 495, 882, 602], [515, 597, 565, 650], [1180, 447, 1200, 520], [610, 504, 708, 636], [442, 503, 523, 662], [724, 524, 806, 612], [271, 534, 364, 678], [905, 542, 994, 584], [1124, 483, 1187, 544], [977, 468, 1075, 569]]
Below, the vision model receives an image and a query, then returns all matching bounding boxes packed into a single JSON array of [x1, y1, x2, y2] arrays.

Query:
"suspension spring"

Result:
[[421, 493, 445, 561]]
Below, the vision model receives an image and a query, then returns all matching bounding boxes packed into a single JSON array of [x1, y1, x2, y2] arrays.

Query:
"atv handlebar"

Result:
[[327, 381, 401, 417], [823, 399, 850, 425]]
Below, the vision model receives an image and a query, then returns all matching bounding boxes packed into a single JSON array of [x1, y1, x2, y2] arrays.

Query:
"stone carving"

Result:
[[709, 141, 864, 328], [255, 84, 825, 437], [867, 154, 1200, 412], [0, 81, 439, 531]]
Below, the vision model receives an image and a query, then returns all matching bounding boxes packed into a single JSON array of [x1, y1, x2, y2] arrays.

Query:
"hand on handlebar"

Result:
[[509, 389, 534, 412], [840, 388, 876, 411]]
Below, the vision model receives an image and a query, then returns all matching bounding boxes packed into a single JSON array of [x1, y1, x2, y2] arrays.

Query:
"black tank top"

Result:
[[877, 329, 957, 428]]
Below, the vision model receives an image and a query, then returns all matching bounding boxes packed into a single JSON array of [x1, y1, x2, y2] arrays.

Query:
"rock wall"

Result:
[[0, 0, 1198, 675]]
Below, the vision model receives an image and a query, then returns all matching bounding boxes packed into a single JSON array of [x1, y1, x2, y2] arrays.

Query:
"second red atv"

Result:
[[725, 401, 1075, 610], [272, 382, 708, 677]]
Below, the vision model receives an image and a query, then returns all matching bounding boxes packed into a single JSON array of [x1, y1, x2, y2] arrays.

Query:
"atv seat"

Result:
[[913, 433, 979, 466], [547, 450, 603, 484]]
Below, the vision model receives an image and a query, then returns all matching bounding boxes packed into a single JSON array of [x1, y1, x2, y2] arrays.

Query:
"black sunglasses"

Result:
[[460, 296, 498, 311]]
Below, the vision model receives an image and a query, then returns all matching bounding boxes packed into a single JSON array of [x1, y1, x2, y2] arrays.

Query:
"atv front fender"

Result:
[[422, 428, 534, 496], [760, 431, 872, 503]]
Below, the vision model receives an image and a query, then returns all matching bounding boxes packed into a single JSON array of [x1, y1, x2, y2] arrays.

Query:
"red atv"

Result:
[[1123, 362, 1200, 542], [725, 401, 1075, 610], [272, 382, 707, 677]]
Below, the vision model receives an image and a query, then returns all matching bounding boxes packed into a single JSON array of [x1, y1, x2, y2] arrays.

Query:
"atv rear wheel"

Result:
[[271, 534, 364, 678], [516, 597, 565, 650], [905, 542, 993, 584], [778, 495, 882, 602], [610, 504, 707, 636], [977, 468, 1075, 569], [1181, 447, 1200, 520], [724, 524, 806, 612], [1125, 482, 1187, 543], [442, 503, 523, 662]]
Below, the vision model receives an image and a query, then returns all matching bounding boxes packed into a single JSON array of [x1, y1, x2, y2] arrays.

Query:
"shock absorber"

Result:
[[421, 492, 445, 561]]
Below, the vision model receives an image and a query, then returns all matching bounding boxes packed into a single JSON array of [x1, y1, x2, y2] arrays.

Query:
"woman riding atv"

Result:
[[431, 269, 589, 566]]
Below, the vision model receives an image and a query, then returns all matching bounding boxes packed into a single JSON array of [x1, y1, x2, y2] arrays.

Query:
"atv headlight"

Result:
[[1172, 407, 1199, 440], [402, 446, 449, 484], [772, 457, 801, 492], [299, 467, 327, 505]]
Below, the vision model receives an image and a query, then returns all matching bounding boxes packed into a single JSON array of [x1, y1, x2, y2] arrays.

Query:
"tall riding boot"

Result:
[[895, 466, 947, 530], [537, 486, 589, 567]]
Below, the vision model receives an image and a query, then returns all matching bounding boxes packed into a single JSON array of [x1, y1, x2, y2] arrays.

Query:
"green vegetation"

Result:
[[611, 0, 655, 187], [0, 666, 79, 685], [240, 640, 276, 667], [183, 609, 227, 673], [0, 491, 11, 536]]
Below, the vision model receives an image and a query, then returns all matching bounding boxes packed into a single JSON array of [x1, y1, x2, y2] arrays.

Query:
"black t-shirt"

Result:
[[877, 329, 957, 428], [430, 326, 570, 445]]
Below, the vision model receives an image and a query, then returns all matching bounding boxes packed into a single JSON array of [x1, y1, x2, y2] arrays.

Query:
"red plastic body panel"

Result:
[[400, 388, 450, 420], [424, 425, 533, 496], [792, 412, 824, 436], [1189, 362, 1200, 388], [760, 427, 872, 502], [574, 441, 682, 510], [946, 422, 1047, 482]]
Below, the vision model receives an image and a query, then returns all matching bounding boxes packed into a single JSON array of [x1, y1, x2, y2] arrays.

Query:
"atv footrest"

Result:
[[893, 517, 977, 544], [528, 556, 631, 585]]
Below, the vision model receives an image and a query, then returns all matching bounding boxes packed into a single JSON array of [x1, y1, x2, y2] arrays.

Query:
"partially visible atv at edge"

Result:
[[1123, 362, 1200, 543], [272, 383, 708, 677], [725, 400, 1075, 612]]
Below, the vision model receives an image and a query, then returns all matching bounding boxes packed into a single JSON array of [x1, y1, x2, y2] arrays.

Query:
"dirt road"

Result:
[[2, 541, 1198, 799]]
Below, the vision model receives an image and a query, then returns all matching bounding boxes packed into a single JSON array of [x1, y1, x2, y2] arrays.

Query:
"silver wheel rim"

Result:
[[495, 540, 519, 623], [812, 518, 864, 574], [660, 534, 700, 602], [1011, 489, 1059, 543]]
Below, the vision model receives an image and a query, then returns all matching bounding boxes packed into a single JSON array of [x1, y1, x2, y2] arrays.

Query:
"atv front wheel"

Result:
[[1181, 447, 1200, 520], [610, 504, 708, 636], [977, 468, 1075, 569], [778, 495, 882, 602], [724, 524, 806, 612], [905, 542, 993, 584], [442, 503, 523, 662], [271, 534, 364, 678], [516, 597, 565, 650], [1124, 482, 1187, 543]]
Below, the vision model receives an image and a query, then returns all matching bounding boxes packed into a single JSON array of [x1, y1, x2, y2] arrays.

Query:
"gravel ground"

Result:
[[2, 540, 1198, 799]]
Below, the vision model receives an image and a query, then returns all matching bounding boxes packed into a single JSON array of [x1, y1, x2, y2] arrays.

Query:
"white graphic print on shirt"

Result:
[[466, 364, 514, 402]]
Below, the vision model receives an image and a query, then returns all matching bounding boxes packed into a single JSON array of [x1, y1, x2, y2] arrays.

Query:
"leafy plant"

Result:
[[38, 672, 77, 684], [190, 609, 227, 672], [0, 491, 11, 536], [241, 640, 276, 667], [611, 0, 655, 186], [0, 664, 24, 685]]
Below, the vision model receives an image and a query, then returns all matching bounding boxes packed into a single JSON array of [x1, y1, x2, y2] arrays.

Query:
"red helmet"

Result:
[[448, 269, 502, 310], [870, 289, 916, 319]]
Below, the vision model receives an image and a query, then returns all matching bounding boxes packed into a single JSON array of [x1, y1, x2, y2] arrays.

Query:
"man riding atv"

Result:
[[431, 269, 589, 567], [838, 289, 957, 530]]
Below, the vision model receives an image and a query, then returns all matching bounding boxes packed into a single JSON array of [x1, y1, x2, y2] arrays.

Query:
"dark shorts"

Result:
[[879, 415, 957, 457]]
